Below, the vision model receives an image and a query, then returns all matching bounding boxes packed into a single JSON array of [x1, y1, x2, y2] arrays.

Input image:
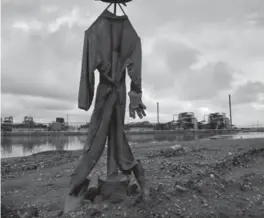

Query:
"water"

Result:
[[1, 132, 263, 158], [1, 133, 202, 158], [231, 132, 264, 139]]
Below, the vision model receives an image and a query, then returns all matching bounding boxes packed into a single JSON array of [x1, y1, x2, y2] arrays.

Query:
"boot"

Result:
[[69, 178, 90, 197], [64, 178, 90, 214], [132, 160, 148, 202]]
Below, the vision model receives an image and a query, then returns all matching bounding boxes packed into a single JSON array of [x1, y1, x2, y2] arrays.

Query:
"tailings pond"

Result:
[[1, 132, 264, 158]]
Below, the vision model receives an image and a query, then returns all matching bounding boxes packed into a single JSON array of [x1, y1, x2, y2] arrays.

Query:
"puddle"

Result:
[[210, 132, 264, 140]]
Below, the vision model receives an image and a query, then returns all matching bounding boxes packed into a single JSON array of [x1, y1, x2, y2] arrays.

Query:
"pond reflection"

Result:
[[1, 132, 263, 158], [1, 133, 204, 158]]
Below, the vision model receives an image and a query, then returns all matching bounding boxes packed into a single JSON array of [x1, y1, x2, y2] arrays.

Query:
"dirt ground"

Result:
[[1, 138, 264, 218]]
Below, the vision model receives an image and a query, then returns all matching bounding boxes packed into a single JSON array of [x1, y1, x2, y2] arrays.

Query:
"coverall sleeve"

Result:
[[127, 38, 142, 94], [78, 31, 99, 111], [127, 38, 146, 116]]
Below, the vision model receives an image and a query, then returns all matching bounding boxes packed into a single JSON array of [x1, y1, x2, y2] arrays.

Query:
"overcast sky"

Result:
[[1, 0, 264, 126]]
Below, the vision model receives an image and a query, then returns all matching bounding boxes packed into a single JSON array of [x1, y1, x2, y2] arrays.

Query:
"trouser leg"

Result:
[[117, 132, 137, 173], [107, 107, 119, 178], [115, 105, 137, 173], [68, 96, 115, 196], [107, 105, 136, 177], [118, 131, 147, 199], [69, 133, 107, 196]]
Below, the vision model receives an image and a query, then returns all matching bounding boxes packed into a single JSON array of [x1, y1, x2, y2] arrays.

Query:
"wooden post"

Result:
[[114, 0, 117, 14]]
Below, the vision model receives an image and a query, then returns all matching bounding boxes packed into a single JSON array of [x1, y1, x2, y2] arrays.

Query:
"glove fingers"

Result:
[[137, 107, 146, 117], [129, 104, 135, 119], [136, 109, 143, 119], [130, 109, 136, 119]]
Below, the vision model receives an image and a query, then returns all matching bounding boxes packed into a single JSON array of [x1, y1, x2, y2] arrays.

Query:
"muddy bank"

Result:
[[2, 138, 264, 217]]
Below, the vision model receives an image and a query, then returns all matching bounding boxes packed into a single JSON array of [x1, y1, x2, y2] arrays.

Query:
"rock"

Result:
[[171, 144, 183, 150], [128, 182, 139, 196], [27, 207, 38, 217], [157, 183, 165, 192], [175, 185, 187, 192], [55, 173, 62, 178], [17, 206, 38, 218], [56, 210, 63, 217], [75, 211, 84, 216], [160, 145, 185, 157], [103, 204, 109, 210], [89, 208, 101, 216]]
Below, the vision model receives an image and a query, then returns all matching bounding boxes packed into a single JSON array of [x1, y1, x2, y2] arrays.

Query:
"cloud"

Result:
[[1, 72, 78, 102], [144, 38, 234, 101], [1, 94, 76, 123], [143, 39, 200, 93], [1, 20, 84, 102], [232, 81, 264, 105], [177, 61, 234, 100], [1, 0, 264, 126], [155, 40, 200, 72]]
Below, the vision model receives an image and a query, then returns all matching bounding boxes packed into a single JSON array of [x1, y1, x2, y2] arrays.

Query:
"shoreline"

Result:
[[1, 149, 83, 161], [2, 131, 264, 160], [2, 136, 264, 162], [1, 128, 255, 137]]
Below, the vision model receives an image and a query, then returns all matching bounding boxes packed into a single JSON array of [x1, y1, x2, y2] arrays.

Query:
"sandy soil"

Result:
[[1, 138, 264, 218]]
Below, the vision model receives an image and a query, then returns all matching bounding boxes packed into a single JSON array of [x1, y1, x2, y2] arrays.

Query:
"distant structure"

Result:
[[23, 116, 35, 127], [176, 112, 198, 130], [201, 113, 230, 130], [1, 116, 13, 132], [154, 112, 198, 130], [125, 121, 153, 131], [48, 117, 67, 131]]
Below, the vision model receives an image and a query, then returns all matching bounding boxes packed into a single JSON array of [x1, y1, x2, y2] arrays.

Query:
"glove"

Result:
[[128, 91, 147, 119]]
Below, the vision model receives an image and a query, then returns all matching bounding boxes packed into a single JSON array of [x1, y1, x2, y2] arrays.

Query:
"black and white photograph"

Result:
[[1, 0, 264, 217]]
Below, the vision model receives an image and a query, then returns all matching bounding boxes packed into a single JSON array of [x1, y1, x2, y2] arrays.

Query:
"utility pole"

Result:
[[229, 94, 232, 128], [157, 102, 160, 124], [66, 113, 69, 130]]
